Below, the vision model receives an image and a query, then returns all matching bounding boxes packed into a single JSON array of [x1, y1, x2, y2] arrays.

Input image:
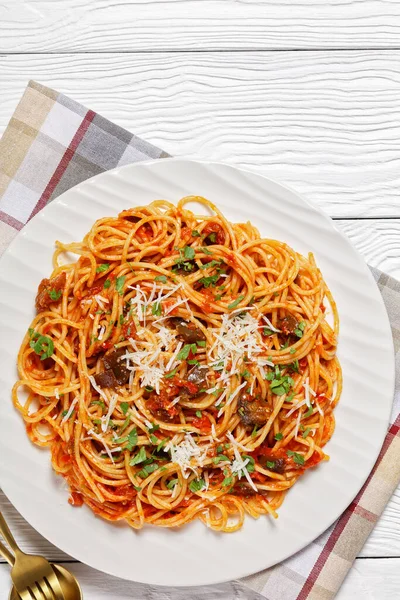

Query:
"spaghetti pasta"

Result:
[[13, 196, 341, 532]]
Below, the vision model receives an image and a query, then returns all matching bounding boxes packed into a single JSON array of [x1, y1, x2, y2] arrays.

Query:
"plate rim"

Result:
[[0, 158, 395, 586]]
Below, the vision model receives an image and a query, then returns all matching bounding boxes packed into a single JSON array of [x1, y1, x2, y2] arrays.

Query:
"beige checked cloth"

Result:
[[0, 81, 399, 600]]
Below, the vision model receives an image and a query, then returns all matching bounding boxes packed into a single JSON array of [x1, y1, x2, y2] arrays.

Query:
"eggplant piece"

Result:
[[93, 347, 130, 389], [261, 456, 286, 474], [237, 393, 271, 427], [170, 318, 206, 344], [94, 370, 117, 389], [103, 347, 130, 385], [35, 272, 66, 312], [187, 365, 209, 390], [278, 314, 298, 336]]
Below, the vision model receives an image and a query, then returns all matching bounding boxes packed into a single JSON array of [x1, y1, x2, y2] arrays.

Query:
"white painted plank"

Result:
[[335, 219, 400, 280], [2, 0, 400, 52], [2, 52, 400, 218], [337, 559, 400, 600], [0, 558, 399, 599]]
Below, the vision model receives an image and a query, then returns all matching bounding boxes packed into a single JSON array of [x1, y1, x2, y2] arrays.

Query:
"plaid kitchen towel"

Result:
[[0, 81, 399, 600]]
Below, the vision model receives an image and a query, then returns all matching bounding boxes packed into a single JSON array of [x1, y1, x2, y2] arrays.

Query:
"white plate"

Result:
[[0, 159, 394, 587]]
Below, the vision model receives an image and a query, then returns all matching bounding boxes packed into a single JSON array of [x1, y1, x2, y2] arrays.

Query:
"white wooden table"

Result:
[[1, 1, 400, 598]]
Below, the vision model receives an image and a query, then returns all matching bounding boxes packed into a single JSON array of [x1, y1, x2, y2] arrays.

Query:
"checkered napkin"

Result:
[[1, 81, 399, 600]]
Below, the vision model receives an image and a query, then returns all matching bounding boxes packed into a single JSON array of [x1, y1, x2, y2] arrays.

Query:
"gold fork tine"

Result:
[[29, 582, 45, 600], [17, 589, 37, 600], [38, 577, 55, 600]]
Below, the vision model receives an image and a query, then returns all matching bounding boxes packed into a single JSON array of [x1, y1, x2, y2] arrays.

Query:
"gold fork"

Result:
[[0, 511, 65, 600]]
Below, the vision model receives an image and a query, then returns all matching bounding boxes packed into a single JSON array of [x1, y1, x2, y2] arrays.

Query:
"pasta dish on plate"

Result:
[[13, 196, 341, 532]]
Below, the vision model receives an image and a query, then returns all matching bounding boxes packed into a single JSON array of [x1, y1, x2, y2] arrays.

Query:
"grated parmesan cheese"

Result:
[[167, 434, 209, 478], [60, 396, 79, 425]]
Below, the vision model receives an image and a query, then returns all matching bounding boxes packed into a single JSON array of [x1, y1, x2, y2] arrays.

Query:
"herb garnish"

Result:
[[115, 276, 126, 296], [286, 450, 305, 465], [177, 343, 197, 361], [96, 263, 109, 273], [152, 302, 162, 316], [228, 295, 244, 310], [189, 478, 205, 493], [294, 321, 306, 338], [48, 289, 62, 301], [29, 331, 54, 360]]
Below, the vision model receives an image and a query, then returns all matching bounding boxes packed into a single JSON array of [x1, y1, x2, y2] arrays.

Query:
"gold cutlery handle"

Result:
[[0, 511, 21, 556], [0, 539, 14, 566]]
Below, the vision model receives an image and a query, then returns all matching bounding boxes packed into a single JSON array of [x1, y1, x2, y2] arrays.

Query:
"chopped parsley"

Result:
[[241, 369, 251, 379], [222, 476, 233, 487], [29, 331, 54, 360], [119, 417, 130, 434], [157, 438, 169, 452], [267, 366, 294, 396], [154, 275, 167, 283], [201, 247, 213, 255], [115, 276, 126, 296], [290, 347, 296, 355], [152, 302, 162, 316], [137, 463, 159, 478], [149, 434, 159, 445], [129, 446, 147, 466], [274, 432, 283, 441], [304, 406, 313, 418], [192, 230, 201, 237], [294, 321, 306, 338], [286, 450, 305, 465], [251, 425, 258, 437], [167, 478, 179, 489], [48, 289, 62, 301], [91, 400, 105, 410], [288, 359, 300, 374], [177, 343, 197, 361], [96, 263, 109, 273], [212, 455, 229, 464], [228, 295, 244, 310], [206, 232, 217, 243], [164, 367, 178, 379], [263, 327, 274, 336], [104, 279, 111, 289], [189, 478, 205, 493], [147, 423, 160, 433], [126, 428, 138, 450], [183, 246, 195, 260], [198, 274, 219, 288], [196, 340, 206, 347], [173, 246, 196, 272], [61, 409, 74, 419], [266, 461, 276, 469], [302, 427, 311, 438], [195, 410, 202, 418], [241, 455, 255, 474], [200, 259, 222, 270]]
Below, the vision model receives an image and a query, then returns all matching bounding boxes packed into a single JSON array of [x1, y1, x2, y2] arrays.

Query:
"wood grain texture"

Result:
[[2, 0, 400, 52], [0, 558, 399, 598], [335, 219, 400, 279], [2, 51, 400, 218]]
